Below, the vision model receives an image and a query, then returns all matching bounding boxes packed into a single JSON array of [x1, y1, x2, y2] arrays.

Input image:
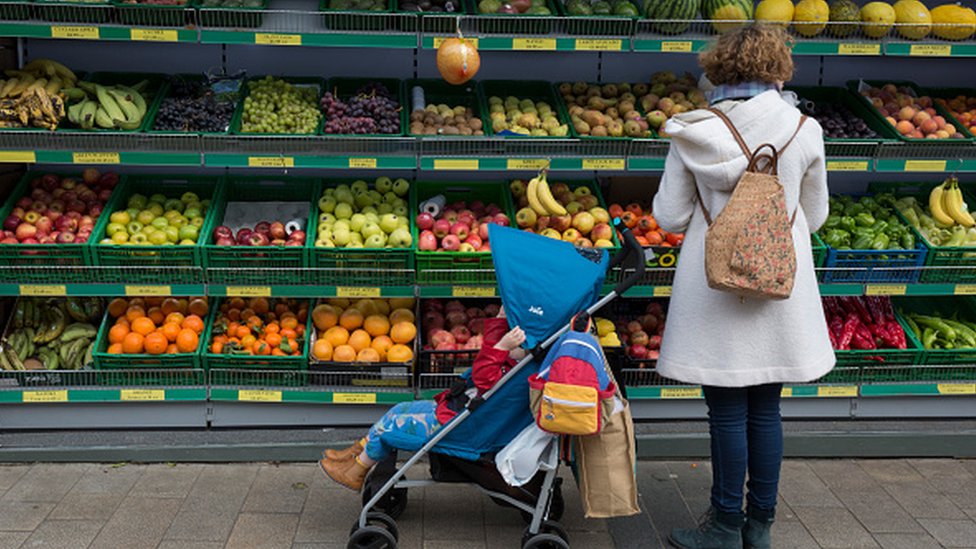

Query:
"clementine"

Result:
[[144, 332, 168, 355], [176, 329, 199, 353], [356, 348, 381, 363], [161, 322, 181, 343], [363, 315, 391, 338], [107, 298, 128, 318], [348, 329, 372, 353], [108, 323, 130, 345], [333, 344, 357, 362], [339, 308, 364, 330], [313, 339, 333, 360], [121, 332, 145, 354], [107, 343, 123, 354], [390, 322, 417, 344], [323, 326, 349, 347], [131, 317, 157, 337], [387, 344, 414, 363]]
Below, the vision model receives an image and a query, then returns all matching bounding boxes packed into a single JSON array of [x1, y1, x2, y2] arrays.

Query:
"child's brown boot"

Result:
[[320, 456, 370, 492], [323, 439, 364, 462]]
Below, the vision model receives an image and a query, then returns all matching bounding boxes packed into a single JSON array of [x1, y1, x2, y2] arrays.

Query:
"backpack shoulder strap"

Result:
[[708, 108, 751, 158]]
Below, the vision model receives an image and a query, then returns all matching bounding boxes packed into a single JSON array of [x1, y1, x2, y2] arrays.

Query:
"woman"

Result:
[[653, 24, 835, 549]]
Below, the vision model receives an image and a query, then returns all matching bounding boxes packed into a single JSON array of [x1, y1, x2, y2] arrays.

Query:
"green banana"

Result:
[[80, 100, 97, 130], [95, 85, 125, 121], [34, 307, 66, 344], [94, 106, 114, 129], [107, 89, 140, 123], [130, 79, 149, 92], [66, 102, 83, 125], [83, 341, 94, 368], [114, 85, 146, 116], [30, 299, 40, 328], [77, 81, 97, 95], [13, 300, 25, 329], [60, 323, 96, 343], [37, 347, 58, 370], [65, 299, 87, 323], [0, 350, 13, 371], [62, 87, 86, 101], [4, 348, 25, 371], [112, 117, 141, 130]]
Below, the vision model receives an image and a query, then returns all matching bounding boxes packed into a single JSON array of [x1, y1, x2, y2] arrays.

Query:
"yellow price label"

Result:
[[50, 26, 99, 39], [506, 159, 549, 170], [575, 39, 622, 51], [865, 284, 907, 296], [130, 28, 178, 42], [23, 390, 68, 403], [910, 44, 952, 56], [937, 383, 975, 395], [433, 159, 479, 170], [248, 157, 294, 168], [73, 152, 120, 164], [653, 286, 672, 297], [452, 286, 495, 297], [20, 285, 66, 296], [336, 286, 381, 298], [333, 392, 378, 404], [955, 284, 976, 295], [582, 158, 626, 170], [781, 387, 793, 398], [827, 161, 870, 172], [0, 151, 36, 163], [660, 41, 693, 52], [660, 387, 702, 399], [238, 390, 282, 402], [432, 37, 478, 48], [124, 285, 171, 297], [226, 286, 272, 297], [905, 160, 947, 172], [255, 33, 302, 46], [512, 38, 557, 50], [348, 158, 377, 169], [120, 389, 165, 401], [817, 386, 858, 397], [837, 43, 881, 55]]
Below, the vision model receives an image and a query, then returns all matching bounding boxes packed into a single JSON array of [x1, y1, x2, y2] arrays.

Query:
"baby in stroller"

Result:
[[321, 305, 527, 492]]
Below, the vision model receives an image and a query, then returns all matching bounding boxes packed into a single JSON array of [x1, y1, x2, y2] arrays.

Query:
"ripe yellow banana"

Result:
[[525, 176, 548, 217], [945, 179, 975, 227], [535, 173, 567, 216], [930, 181, 956, 226]]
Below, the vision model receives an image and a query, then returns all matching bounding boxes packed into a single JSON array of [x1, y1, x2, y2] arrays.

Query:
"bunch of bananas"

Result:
[[929, 176, 975, 228], [0, 59, 76, 131], [526, 170, 568, 217], [0, 297, 102, 371], [66, 80, 149, 130]]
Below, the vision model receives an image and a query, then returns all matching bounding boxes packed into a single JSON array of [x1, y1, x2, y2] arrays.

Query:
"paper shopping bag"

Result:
[[574, 397, 640, 518]]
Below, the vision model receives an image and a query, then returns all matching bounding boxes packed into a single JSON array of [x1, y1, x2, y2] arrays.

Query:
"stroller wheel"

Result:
[[347, 525, 397, 549], [362, 480, 408, 519], [349, 512, 399, 542], [521, 532, 570, 549]]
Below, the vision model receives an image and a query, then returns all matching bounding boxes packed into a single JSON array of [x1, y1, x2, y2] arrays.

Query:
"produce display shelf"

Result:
[[0, 387, 207, 403], [209, 388, 414, 404], [207, 284, 415, 298], [0, 22, 198, 42]]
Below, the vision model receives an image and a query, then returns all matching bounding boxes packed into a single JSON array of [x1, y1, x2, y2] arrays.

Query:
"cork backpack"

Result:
[[694, 108, 807, 300]]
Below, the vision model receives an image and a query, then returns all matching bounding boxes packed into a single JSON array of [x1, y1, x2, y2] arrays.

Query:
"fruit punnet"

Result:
[[558, 81, 652, 138], [104, 296, 207, 356], [2, 170, 119, 246], [321, 81, 401, 135], [701, 0, 753, 33], [315, 178, 412, 249], [511, 175, 614, 248], [416, 196, 509, 253], [861, 83, 966, 139], [153, 77, 236, 133], [240, 76, 321, 134], [210, 298, 307, 357], [101, 190, 208, 247], [409, 103, 484, 136], [312, 298, 416, 363], [645, 0, 701, 34]]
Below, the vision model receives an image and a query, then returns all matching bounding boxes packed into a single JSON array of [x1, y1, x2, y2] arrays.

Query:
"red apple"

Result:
[[446, 310, 467, 328], [435, 341, 458, 351], [466, 234, 483, 249], [442, 234, 461, 251], [443, 209, 459, 223], [285, 240, 303, 246], [492, 213, 510, 227], [82, 168, 100, 185], [628, 344, 648, 359], [430, 329, 456, 348], [15, 223, 37, 240], [646, 302, 664, 316], [267, 222, 285, 240], [288, 230, 306, 242], [236, 229, 253, 245], [433, 219, 451, 239], [16, 197, 32, 209], [450, 222, 470, 241], [0, 237, 17, 244], [550, 214, 572, 233], [416, 212, 435, 231], [648, 335, 662, 350], [419, 230, 438, 251], [30, 202, 48, 214], [98, 189, 113, 202], [99, 172, 120, 187], [66, 200, 85, 214], [451, 325, 471, 344], [3, 216, 21, 231], [213, 226, 233, 240], [55, 216, 77, 233], [20, 237, 38, 245], [479, 223, 490, 241], [11, 207, 25, 218], [479, 243, 491, 252], [56, 232, 76, 243], [468, 317, 486, 335], [445, 300, 465, 312], [254, 221, 271, 235], [249, 232, 270, 247], [631, 331, 649, 347]]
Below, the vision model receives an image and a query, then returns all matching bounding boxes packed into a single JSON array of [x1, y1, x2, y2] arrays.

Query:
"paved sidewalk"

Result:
[[0, 459, 971, 548]]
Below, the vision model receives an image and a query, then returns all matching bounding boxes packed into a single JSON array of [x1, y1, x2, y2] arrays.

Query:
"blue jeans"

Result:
[[703, 383, 784, 516], [365, 400, 442, 462]]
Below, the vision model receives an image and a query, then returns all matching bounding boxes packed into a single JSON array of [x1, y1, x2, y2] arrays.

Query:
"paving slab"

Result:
[[19, 519, 102, 549], [0, 531, 29, 549], [128, 463, 203, 499], [69, 463, 145, 495], [635, 461, 694, 544], [791, 506, 880, 548], [157, 542, 225, 549], [0, 465, 29, 495], [917, 518, 976, 548], [1, 464, 88, 503], [0, 501, 54, 531], [779, 461, 844, 509], [294, 483, 362, 543], [664, 461, 712, 518], [88, 496, 182, 549], [48, 491, 124, 521], [771, 520, 820, 549], [242, 464, 315, 514], [163, 463, 259, 542], [860, 460, 925, 485], [832, 490, 925, 534], [421, 483, 485, 542], [873, 533, 948, 549], [884, 480, 970, 520], [225, 513, 300, 549]]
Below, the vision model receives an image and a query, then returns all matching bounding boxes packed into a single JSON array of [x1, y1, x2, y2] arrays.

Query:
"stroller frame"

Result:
[[351, 222, 646, 549]]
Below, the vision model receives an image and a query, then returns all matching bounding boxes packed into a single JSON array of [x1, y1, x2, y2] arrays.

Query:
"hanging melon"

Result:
[[437, 37, 481, 85]]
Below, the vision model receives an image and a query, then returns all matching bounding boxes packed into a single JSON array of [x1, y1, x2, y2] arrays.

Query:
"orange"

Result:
[[271, 348, 286, 356], [165, 312, 185, 326], [226, 308, 241, 322], [364, 315, 391, 338], [333, 344, 357, 362], [125, 305, 146, 323], [323, 326, 350, 347], [128, 298, 146, 310], [167, 344, 180, 354], [236, 325, 252, 339], [188, 298, 209, 317], [280, 328, 298, 341], [107, 298, 128, 318], [312, 339, 333, 360], [246, 315, 263, 329], [240, 334, 256, 349], [339, 308, 364, 331], [182, 315, 205, 334], [280, 315, 299, 330], [389, 308, 415, 325], [357, 348, 381, 363], [176, 329, 199, 353], [240, 308, 255, 322], [161, 322, 181, 343], [249, 298, 269, 315], [210, 341, 224, 354], [160, 297, 181, 315], [265, 333, 282, 348], [147, 307, 165, 326], [114, 317, 130, 329], [144, 332, 168, 355], [371, 335, 394, 360], [297, 308, 307, 324], [312, 304, 339, 331], [264, 323, 280, 334], [107, 343, 123, 354], [348, 329, 372, 353], [108, 324, 130, 345], [121, 332, 145, 354], [387, 344, 414, 363], [145, 297, 164, 308], [253, 340, 271, 355], [131, 317, 157, 337], [390, 322, 417, 345], [228, 297, 246, 310]]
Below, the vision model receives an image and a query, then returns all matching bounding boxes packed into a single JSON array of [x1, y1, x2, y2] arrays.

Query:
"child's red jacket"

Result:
[[433, 317, 515, 424]]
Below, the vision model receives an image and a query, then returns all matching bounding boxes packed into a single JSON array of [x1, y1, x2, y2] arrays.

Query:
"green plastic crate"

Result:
[[404, 79, 488, 137], [0, 0, 31, 20], [812, 232, 826, 269], [145, 74, 242, 136], [89, 175, 223, 285], [480, 80, 569, 138], [61, 72, 167, 133], [319, 0, 400, 32], [194, 0, 268, 28], [463, 0, 558, 35], [860, 363, 976, 385], [894, 296, 976, 366], [231, 76, 324, 136], [203, 297, 311, 386], [323, 77, 406, 137], [847, 79, 976, 143], [923, 87, 976, 141], [92, 307, 206, 385], [34, 0, 112, 23], [867, 181, 976, 284], [307, 177, 415, 287], [112, 0, 193, 27], [413, 181, 514, 286], [556, 81, 650, 141], [833, 311, 923, 367], [557, 0, 643, 37], [203, 177, 318, 286]]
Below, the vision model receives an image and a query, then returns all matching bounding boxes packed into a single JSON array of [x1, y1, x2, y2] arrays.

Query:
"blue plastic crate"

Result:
[[822, 244, 927, 284]]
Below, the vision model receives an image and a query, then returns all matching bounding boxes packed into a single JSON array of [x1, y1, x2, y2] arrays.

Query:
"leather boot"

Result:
[[742, 506, 774, 549], [323, 439, 364, 462], [669, 507, 745, 549], [320, 456, 371, 492]]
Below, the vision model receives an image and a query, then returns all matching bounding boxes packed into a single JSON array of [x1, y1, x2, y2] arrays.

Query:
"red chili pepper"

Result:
[[838, 314, 858, 350], [853, 323, 877, 350]]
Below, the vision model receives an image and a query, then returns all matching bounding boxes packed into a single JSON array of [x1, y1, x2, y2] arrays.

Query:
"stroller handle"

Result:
[[609, 218, 646, 295]]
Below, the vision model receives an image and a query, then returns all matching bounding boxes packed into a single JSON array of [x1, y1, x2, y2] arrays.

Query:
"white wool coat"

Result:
[[652, 90, 836, 387]]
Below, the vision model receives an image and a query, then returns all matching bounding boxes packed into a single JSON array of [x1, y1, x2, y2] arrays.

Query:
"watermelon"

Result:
[[645, 0, 701, 34], [701, 0, 753, 33]]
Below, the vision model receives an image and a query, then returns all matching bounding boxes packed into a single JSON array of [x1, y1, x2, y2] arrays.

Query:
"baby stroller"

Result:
[[347, 221, 646, 549]]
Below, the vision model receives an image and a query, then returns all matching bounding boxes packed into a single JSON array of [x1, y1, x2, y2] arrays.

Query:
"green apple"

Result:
[[200, 199, 210, 209], [392, 198, 407, 209], [361, 206, 378, 217], [349, 232, 363, 245], [100, 238, 114, 245], [111, 231, 128, 244], [368, 190, 383, 204], [389, 227, 412, 248], [178, 225, 199, 242], [318, 213, 336, 226], [125, 208, 140, 221], [349, 213, 367, 233], [164, 210, 181, 221], [383, 191, 399, 205], [334, 203, 353, 220], [127, 194, 148, 210], [318, 228, 333, 241], [181, 192, 199, 204], [392, 178, 410, 197], [318, 196, 337, 214], [334, 220, 351, 232], [126, 221, 144, 235], [322, 188, 335, 197], [141, 224, 155, 235], [109, 211, 130, 225], [136, 210, 156, 226], [375, 177, 393, 194], [364, 233, 386, 248], [350, 180, 369, 194], [147, 203, 164, 218], [183, 207, 202, 220], [106, 222, 126, 237], [336, 184, 351, 194], [129, 233, 148, 244], [393, 205, 408, 217], [151, 217, 169, 230], [361, 222, 382, 239], [347, 241, 364, 249], [398, 216, 409, 228], [377, 203, 394, 215], [379, 214, 399, 234], [190, 217, 204, 228], [335, 190, 354, 205], [333, 227, 351, 246], [315, 238, 335, 248], [149, 193, 167, 205], [169, 216, 187, 228], [179, 239, 196, 245], [164, 199, 185, 213], [164, 226, 180, 243], [364, 212, 379, 224], [354, 191, 373, 209]]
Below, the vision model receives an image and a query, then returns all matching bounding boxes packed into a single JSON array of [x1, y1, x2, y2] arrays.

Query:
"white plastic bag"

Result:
[[495, 423, 556, 487]]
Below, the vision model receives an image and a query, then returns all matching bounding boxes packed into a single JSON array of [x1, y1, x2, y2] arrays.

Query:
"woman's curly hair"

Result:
[[699, 24, 795, 86]]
